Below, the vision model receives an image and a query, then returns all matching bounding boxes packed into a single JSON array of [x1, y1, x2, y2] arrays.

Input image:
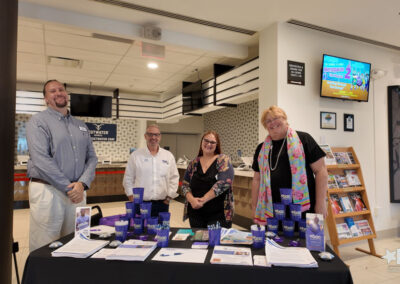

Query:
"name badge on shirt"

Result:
[[79, 126, 87, 132], [162, 160, 169, 165]]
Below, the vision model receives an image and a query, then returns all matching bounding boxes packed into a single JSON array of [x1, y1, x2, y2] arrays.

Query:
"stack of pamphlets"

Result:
[[210, 246, 253, 266], [106, 240, 157, 261], [152, 248, 208, 263], [355, 220, 373, 236], [265, 238, 318, 268], [51, 238, 109, 258], [220, 228, 253, 245], [336, 223, 352, 239]]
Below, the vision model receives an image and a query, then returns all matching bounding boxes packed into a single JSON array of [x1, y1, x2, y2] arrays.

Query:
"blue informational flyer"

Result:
[[75, 206, 91, 239], [305, 213, 325, 252]]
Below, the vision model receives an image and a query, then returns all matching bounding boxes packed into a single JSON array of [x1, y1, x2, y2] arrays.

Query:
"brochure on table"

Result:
[[152, 248, 208, 263], [106, 240, 157, 261], [220, 228, 253, 245], [265, 238, 318, 268], [75, 206, 91, 239], [210, 246, 253, 266], [306, 213, 325, 252], [51, 238, 109, 258]]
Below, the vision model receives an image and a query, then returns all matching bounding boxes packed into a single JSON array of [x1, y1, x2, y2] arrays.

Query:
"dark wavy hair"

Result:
[[197, 130, 222, 157]]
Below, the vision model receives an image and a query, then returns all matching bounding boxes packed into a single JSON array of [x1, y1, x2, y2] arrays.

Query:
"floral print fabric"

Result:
[[254, 128, 310, 225], [181, 154, 234, 221]]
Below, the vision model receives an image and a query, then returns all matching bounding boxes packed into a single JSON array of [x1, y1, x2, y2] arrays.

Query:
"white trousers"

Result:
[[29, 182, 86, 252]]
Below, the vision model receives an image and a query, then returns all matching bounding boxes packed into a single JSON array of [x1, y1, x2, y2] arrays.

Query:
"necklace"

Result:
[[269, 136, 287, 171]]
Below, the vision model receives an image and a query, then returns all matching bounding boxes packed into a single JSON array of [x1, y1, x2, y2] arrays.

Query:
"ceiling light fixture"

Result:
[[147, 62, 158, 69]]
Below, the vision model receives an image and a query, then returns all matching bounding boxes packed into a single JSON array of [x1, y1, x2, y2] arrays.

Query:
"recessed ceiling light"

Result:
[[147, 62, 158, 69]]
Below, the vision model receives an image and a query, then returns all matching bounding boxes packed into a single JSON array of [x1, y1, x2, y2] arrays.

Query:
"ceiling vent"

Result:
[[287, 19, 400, 51], [47, 56, 82, 68], [92, 33, 134, 44], [142, 42, 165, 59], [92, 0, 256, 35], [142, 25, 162, 41]]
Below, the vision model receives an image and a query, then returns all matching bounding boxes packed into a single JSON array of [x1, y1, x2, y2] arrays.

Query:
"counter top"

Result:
[[15, 163, 127, 171], [177, 164, 254, 177]]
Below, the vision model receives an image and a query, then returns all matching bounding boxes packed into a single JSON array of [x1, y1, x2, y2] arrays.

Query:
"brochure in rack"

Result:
[[336, 223, 352, 239], [319, 144, 337, 165], [345, 170, 361, 186], [330, 194, 344, 214], [355, 220, 373, 236]]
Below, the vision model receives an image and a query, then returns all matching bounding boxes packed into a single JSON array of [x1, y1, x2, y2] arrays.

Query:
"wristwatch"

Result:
[[81, 182, 89, 190]]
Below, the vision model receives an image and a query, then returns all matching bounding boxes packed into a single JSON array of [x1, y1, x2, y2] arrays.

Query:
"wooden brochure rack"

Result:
[[326, 147, 380, 258]]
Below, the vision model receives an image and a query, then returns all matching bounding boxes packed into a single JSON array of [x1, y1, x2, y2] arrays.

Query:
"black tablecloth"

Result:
[[22, 228, 353, 284]]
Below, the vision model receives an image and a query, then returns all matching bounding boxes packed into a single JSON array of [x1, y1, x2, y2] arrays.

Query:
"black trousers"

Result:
[[150, 200, 169, 217], [188, 210, 231, 228]]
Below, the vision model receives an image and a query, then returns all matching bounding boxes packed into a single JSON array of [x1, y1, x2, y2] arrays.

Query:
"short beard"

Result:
[[55, 99, 67, 108]]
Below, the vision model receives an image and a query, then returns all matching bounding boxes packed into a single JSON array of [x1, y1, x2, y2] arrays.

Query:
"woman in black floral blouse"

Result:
[[181, 130, 234, 228]]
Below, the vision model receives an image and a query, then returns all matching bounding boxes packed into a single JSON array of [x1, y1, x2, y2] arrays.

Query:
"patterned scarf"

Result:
[[254, 127, 310, 225]]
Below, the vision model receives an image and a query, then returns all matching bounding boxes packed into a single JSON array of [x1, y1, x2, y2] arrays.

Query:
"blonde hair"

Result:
[[261, 105, 288, 129]]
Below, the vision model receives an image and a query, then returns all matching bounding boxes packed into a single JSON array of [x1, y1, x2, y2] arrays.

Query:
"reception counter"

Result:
[[14, 163, 255, 223], [13, 163, 128, 207]]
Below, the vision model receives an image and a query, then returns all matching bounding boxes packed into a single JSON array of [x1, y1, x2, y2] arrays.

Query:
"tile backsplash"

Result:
[[15, 114, 141, 163], [203, 99, 259, 163]]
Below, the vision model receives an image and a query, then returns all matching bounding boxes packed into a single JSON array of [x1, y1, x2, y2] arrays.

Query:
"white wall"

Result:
[[259, 22, 400, 232]]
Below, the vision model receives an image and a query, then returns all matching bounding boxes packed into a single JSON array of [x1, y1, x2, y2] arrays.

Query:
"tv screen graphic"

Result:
[[182, 80, 204, 114], [70, 94, 112, 118], [321, 54, 371, 102]]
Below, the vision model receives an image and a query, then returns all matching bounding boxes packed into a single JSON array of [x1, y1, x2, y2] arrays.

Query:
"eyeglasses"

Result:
[[146, 132, 161, 138], [203, 138, 217, 145], [265, 117, 281, 125]]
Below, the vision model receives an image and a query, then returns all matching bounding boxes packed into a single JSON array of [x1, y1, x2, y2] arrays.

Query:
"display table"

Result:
[[22, 228, 353, 284]]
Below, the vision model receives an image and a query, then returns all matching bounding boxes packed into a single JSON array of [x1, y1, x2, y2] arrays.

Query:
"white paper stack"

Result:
[[106, 240, 157, 261], [265, 238, 318, 268], [89, 225, 115, 235], [152, 248, 208, 263], [210, 246, 253, 266], [51, 238, 109, 258]]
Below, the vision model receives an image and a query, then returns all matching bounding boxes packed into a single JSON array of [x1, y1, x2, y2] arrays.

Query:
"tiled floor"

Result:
[[12, 201, 400, 284]]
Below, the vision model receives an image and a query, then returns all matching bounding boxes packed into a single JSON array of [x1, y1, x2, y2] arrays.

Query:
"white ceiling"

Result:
[[17, 0, 400, 98]]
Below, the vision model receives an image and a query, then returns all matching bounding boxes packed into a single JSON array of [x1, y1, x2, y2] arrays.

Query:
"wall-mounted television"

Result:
[[321, 54, 371, 102], [70, 93, 112, 117], [182, 80, 203, 114]]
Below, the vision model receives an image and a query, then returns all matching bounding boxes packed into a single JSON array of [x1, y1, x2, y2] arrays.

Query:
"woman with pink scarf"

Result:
[[251, 106, 328, 225]]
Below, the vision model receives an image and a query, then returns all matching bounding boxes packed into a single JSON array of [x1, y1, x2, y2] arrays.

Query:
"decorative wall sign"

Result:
[[85, 123, 117, 141], [320, 112, 336, 130], [343, 114, 354, 132], [287, 60, 305, 85]]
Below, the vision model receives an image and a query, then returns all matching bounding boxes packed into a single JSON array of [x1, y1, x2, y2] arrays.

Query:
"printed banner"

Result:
[[85, 123, 117, 141]]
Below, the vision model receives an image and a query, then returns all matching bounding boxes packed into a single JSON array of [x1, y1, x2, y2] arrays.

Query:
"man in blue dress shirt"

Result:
[[26, 80, 98, 252]]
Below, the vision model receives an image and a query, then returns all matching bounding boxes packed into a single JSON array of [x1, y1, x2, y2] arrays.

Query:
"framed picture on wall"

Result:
[[344, 114, 354, 132], [320, 112, 336, 130], [388, 86, 400, 202]]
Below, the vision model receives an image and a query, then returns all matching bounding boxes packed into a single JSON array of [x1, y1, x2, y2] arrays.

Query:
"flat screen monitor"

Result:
[[182, 80, 203, 113], [70, 93, 112, 117], [321, 54, 371, 102]]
